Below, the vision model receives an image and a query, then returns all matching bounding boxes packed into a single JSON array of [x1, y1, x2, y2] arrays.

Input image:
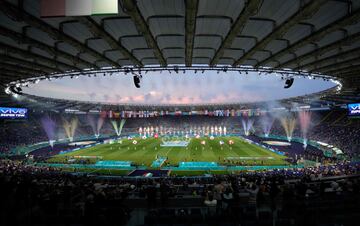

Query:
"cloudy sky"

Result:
[[23, 70, 335, 105]]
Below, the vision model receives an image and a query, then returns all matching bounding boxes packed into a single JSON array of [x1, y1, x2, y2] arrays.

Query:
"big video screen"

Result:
[[347, 103, 360, 117], [0, 107, 28, 119]]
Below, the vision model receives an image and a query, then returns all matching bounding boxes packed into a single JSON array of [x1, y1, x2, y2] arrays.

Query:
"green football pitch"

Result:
[[49, 136, 288, 166]]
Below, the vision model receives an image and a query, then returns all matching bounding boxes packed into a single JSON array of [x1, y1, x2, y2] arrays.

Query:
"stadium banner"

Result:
[[86, 109, 264, 118], [41, 0, 118, 17], [0, 107, 28, 119], [347, 103, 360, 117]]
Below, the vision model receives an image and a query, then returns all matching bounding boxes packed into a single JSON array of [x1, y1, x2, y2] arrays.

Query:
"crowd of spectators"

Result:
[[0, 120, 46, 153], [0, 158, 359, 225]]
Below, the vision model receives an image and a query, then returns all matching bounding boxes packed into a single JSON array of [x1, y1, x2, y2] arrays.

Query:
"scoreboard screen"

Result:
[[0, 107, 28, 119], [347, 103, 360, 117]]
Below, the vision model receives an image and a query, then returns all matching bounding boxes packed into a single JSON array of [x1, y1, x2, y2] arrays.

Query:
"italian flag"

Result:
[[41, 0, 118, 17]]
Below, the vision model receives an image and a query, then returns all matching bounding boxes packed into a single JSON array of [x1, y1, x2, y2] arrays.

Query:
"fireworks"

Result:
[[111, 119, 126, 136], [62, 117, 78, 142], [40, 115, 56, 147], [87, 115, 105, 138], [299, 111, 312, 148], [280, 117, 296, 142], [242, 118, 254, 136], [260, 115, 274, 137]]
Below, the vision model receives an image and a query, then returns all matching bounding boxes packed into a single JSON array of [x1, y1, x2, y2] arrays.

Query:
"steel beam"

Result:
[[0, 54, 58, 73], [77, 17, 143, 66], [233, 0, 326, 66], [306, 47, 360, 72], [0, 43, 75, 71], [122, 0, 167, 66], [0, 73, 23, 82], [0, 26, 96, 69], [210, 0, 262, 66], [184, 0, 198, 67], [257, 8, 360, 67], [281, 33, 360, 69], [329, 64, 360, 75], [0, 1, 119, 67], [0, 68, 28, 77], [337, 72, 359, 78], [317, 57, 360, 73], [0, 62, 45, 75]]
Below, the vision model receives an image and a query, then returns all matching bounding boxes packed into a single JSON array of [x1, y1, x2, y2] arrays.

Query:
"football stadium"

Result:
[[0, 0, 360, 225]]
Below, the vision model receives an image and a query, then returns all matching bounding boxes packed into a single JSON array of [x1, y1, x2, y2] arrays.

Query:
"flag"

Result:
[[226, 109, 230, 117], [100, 111, 107, 118], [41, 0, 118, 17], [114, 112, 120, 118]]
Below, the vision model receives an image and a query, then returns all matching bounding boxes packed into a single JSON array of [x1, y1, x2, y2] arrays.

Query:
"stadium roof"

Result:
[[0, 0, 360, 109]]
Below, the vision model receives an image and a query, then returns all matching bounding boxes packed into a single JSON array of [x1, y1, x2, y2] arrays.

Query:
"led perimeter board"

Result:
[[347, 103, 360, 117], [0, 107, 28, 119]]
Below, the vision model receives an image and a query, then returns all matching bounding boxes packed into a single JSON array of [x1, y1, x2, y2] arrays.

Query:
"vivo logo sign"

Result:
[[0, 107, 28, 118], [348, 103, 360, 116]]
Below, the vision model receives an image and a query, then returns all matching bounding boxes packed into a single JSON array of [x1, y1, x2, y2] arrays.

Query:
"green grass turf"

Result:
[[49, 136, 288, 166]]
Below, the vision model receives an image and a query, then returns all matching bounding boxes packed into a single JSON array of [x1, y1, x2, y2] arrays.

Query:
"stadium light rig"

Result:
[[284, 78, 294, 89], [133, 73, 142, 88], [4, 65, 340, 93], [4, 86, 11, 95]]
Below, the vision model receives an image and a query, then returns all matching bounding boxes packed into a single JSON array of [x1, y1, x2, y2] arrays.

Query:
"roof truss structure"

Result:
[[0, 0, 359, 107]]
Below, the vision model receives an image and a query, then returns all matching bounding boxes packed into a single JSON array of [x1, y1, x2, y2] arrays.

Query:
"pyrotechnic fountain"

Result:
[[96, 117, 105, 138], [242, 118, 254, 136], [63, 117, 78, 142], [87, 115, 105, 138], [299, 111, 311, 148], [111, 119, 126, 136], [41, 116, 56, 147], [280, 117, 296, 142], [260, 115, 274, 137], [87, 115, 97, 137]]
